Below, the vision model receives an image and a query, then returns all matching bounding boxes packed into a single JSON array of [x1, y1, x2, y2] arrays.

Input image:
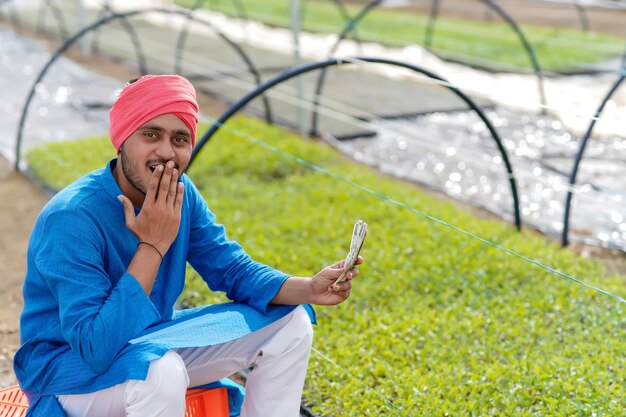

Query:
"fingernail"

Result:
[[167, 161, 174, 168], [157, 164, 163, 172]]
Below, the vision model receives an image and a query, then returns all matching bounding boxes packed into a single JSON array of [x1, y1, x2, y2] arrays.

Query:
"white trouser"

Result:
[[58, 306, 313, 417]]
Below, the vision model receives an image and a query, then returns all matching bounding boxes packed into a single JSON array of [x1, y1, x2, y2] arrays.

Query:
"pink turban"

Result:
[[109, 74, 199, 151]]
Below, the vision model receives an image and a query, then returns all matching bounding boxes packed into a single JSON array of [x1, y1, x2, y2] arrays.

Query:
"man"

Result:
[[14, 74, 362, 417]]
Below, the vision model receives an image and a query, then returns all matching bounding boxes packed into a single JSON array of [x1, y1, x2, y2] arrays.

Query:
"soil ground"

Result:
[[0, 157, 49, 388], [352, 0, 626, 37], [2, 0, 626, 391]]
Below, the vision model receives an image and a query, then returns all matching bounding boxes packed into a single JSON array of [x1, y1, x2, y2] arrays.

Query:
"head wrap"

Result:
[[109, 74, 199, 151]]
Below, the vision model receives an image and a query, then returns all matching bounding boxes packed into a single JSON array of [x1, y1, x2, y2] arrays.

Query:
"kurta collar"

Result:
[[101, 158, 125, 202]]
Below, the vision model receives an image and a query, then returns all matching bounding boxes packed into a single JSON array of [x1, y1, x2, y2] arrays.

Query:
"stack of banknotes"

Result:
[[334, 219, 368, 285]]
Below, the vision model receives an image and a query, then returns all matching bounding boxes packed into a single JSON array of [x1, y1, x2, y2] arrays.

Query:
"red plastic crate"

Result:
[[0, 386, 28, 417], [185, 387, 229, 417], [0, 385, 228, 417]]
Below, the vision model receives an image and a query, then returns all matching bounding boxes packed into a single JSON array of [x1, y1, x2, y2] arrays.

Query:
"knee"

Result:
[[258, 306, 313, 363], [125, 351, 189, 414], [290, 306, 314, 347], [141, 351, 189, 399]]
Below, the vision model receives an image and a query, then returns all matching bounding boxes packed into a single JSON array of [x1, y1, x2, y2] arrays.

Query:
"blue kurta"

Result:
[[14, 159, 313, 416]]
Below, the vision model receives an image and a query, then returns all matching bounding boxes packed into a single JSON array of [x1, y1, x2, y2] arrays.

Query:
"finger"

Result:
[[335, 289, 351, 299], [157, 161, 174, 202], [346, 267, 359, 280], [145, 164, 163, 202], [356, 256, 364, 265], [331, 259, 346, 270], [174, 182, 184, 212], [331, 280, 352, 293], [167, 168, 178, 206], [329, 289, 351, 302], [117, 195, 135, 225]]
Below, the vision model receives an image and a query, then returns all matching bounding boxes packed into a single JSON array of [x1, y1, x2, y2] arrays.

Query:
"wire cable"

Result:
[[202, 115, 626, 304]]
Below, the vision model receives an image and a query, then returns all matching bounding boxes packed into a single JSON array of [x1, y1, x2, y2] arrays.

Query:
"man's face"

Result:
[[116, 113, 193, 200]]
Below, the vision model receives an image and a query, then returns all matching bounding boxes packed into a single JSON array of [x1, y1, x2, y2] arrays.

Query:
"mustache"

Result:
[[146, 160, 180, 171]]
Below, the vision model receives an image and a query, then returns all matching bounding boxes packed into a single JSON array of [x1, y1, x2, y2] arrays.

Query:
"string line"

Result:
[[188, 5, 626, 72], [17, 5, 626, 299], [18, 25, 623, 301], [120, 40, 622, 208], [98, 16, 626, 126], [205, 118, 626, 305], [167, 9, 626, 413], [311, 347, 414, 417], [112, 40, 626, 210], [59, 34, 626, 218]]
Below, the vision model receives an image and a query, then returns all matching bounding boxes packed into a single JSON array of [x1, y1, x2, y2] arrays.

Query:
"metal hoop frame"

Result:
[[188, 56, 522, 230], [561, 71, 626, 247], [425, 0, 546, 110], [14, 6, 269, 170]]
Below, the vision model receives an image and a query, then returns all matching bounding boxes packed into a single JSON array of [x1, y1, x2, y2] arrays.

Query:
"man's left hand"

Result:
[[309, 257, 363, 305]]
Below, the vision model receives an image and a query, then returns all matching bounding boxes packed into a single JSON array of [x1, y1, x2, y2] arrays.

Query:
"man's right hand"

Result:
[[118, 160, 184, 257]]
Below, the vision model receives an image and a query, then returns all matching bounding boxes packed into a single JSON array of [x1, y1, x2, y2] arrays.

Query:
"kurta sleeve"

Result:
[[34, 210, 161, 374], [184, 179, 290, 313]]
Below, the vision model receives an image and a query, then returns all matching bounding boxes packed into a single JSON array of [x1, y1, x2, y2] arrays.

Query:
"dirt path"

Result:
[[0, 156, 49, 388], [386, 0, 626, 37]]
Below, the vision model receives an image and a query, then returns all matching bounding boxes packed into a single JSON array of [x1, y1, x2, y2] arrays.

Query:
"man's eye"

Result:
[[174, 137, 189, 143], [144, 132, 157, 138]]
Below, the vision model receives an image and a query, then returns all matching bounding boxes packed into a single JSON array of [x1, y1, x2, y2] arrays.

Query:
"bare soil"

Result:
[[351, 0, 626, 37], [0, 157, 49, 388]]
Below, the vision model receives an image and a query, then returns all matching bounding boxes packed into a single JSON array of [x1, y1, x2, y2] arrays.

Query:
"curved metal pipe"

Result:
[[205, 0, 248, 19], [185, 0, 248, 19], [309, 0, 382, 136], [189, 56, 522, 230], [14, 7, 266, 169], [0, 0, 22, 31], [424, 0, 440, 49], [313, 0, 547, 137], [90, 2, 149, 75], [173, 0, 204, 75], [330, 0, 362, 45], [573, 0, 590, 32], [483, 0, 546, 110], [36, 0, 70, 40], [230, 0, 248, 20], [172, 4, 273, 122], [301, 0, 362, 46], [422, 0, 546, 111], [561, 72, 625, 247]]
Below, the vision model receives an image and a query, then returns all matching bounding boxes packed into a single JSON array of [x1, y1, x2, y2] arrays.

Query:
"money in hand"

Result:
[[333, 219, 367, 286]]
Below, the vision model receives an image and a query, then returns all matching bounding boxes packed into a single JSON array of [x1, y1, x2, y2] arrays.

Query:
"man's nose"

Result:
[[155, 138, 176, 159]]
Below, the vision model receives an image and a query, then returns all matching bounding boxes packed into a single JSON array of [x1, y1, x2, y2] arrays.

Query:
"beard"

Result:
[[119, 147, 148, 196], [118, 147, 181, 197]]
